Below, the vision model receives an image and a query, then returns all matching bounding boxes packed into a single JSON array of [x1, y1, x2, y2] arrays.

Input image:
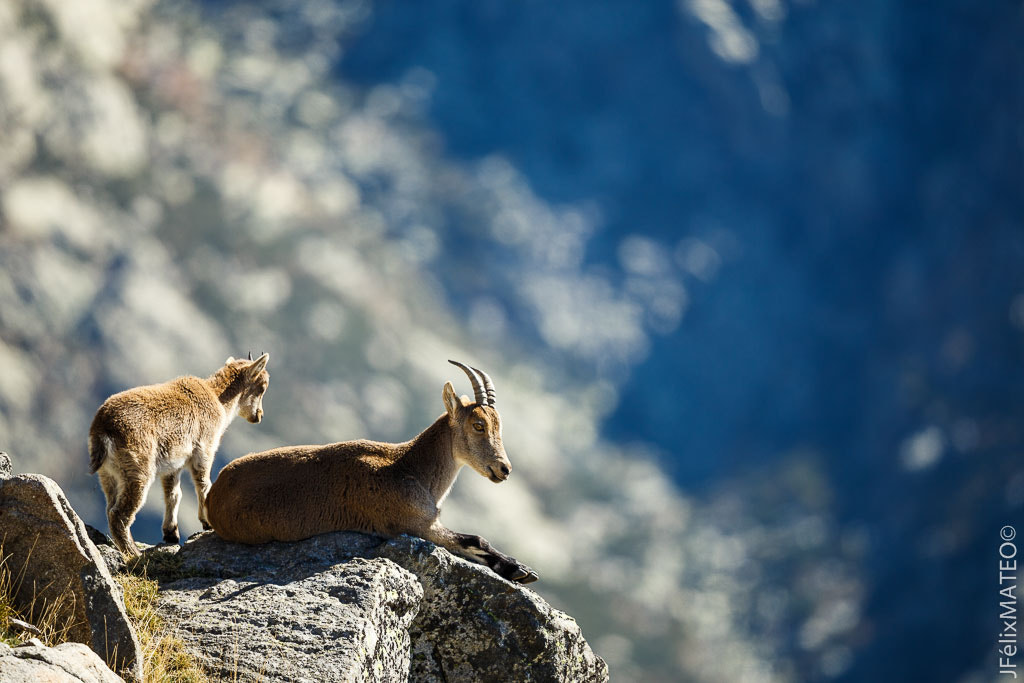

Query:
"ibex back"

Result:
[[207, 361, 538, 583], [89, 353, 270, 556]]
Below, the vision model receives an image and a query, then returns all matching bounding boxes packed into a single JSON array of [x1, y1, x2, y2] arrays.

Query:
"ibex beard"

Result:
[[89, 353, 270, 557]]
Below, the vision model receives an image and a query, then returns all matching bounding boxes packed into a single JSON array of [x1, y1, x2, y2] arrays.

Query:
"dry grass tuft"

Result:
[[0, 542, 79, 647], [116, 571, 208, 682], [2, 539, 208, 681]]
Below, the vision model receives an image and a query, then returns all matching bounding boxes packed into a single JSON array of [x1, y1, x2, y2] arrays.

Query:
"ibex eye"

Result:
[[473, 423, 485, 432]]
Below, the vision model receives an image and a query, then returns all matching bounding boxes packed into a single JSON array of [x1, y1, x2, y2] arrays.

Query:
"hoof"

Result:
[[162, 529, 180, 544], [201, 521, 212, 531], [498, 560, 539, 584], [518, 570, 540, 584]]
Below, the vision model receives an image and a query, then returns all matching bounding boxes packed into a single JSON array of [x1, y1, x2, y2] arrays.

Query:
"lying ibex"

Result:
[[89, 353, 270, 556], [207, 361, 538, 583]]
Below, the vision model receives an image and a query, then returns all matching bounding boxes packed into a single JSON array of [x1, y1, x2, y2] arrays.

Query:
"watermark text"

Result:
[[1000, 526, 1018, 677]]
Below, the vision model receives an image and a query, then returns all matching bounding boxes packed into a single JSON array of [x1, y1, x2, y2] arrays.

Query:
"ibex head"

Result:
[[445, 360, 511, 483], [224, 352, 271, 423]]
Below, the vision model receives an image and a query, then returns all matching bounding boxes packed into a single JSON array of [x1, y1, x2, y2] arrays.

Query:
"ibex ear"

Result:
[[248, 352, 269, 375], [442, 381, 460, 419]]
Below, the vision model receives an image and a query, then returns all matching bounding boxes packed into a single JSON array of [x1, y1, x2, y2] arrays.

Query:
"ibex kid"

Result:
[[89, 353, 270, 556], [207, 360, 538, 583]]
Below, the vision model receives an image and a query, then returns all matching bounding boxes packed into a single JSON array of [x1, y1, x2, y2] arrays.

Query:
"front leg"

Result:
[[188, 452, 213, 530], [425, 523, 539, 584], [160, 471, 183, 544], [458, 533, 539, 584]]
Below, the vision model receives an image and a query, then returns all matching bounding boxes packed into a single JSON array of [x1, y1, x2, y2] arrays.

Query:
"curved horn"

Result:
[[248, 351, 253, 361], [448, 360, 486, 405], [471, 366, 496, 405]]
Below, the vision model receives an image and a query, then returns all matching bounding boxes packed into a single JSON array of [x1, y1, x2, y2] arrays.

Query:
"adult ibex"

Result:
[[207, 361, 538, 583], [89, 353, 270, 556]]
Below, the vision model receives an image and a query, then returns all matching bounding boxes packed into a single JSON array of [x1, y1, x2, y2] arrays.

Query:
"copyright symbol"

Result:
[[1001, 526, 1016, 541]]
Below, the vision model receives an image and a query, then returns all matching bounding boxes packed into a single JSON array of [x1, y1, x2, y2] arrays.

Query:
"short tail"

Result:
[[88, 432, 111, 474]]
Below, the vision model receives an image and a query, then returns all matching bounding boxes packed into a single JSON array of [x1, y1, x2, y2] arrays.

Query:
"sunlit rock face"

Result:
[[0, 469, 143, 681], [0, 641, 124, 683], [150, 531, 608, 682]]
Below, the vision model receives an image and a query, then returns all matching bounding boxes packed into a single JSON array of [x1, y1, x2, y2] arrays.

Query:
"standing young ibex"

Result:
[[89, 353, 270, 557], [207, 361, 538, 583]]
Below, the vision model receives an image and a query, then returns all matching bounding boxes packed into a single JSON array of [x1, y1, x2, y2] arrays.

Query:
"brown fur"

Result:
[[207, 377, 538, 583], [89, 354, 270, 556]]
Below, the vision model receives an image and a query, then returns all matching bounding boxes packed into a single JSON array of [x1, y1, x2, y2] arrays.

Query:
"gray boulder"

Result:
[[0, 640, 122, 683], [159, 555, 421, 681], [378, 536, 609, 683], [151, 531, 608, 682], [156, 532, 419, 681], [0, 474, 143, 681]]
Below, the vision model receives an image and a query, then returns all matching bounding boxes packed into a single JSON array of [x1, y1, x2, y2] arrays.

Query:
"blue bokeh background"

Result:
[[337, 2, 1023, 679]]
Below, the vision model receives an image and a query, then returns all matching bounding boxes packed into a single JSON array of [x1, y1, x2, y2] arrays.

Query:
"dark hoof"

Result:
[[517, 570, 540, 584], [162, 529, 180, 544], [201, 521, 212, 531], [509, 566, 539, 584], [497, 560, 539, 584]]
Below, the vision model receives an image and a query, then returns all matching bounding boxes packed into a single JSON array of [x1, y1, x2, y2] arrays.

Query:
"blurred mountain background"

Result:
[[0, 0, 1021, 680]]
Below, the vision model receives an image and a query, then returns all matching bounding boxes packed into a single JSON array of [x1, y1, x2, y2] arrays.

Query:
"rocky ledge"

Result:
[[138, 531, 608, 682]]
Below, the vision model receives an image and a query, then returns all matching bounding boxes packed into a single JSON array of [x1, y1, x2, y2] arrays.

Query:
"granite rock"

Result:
[[0, 474, 142, 681], [150, 531, 607, 682], [0, 640, 123, 683]]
